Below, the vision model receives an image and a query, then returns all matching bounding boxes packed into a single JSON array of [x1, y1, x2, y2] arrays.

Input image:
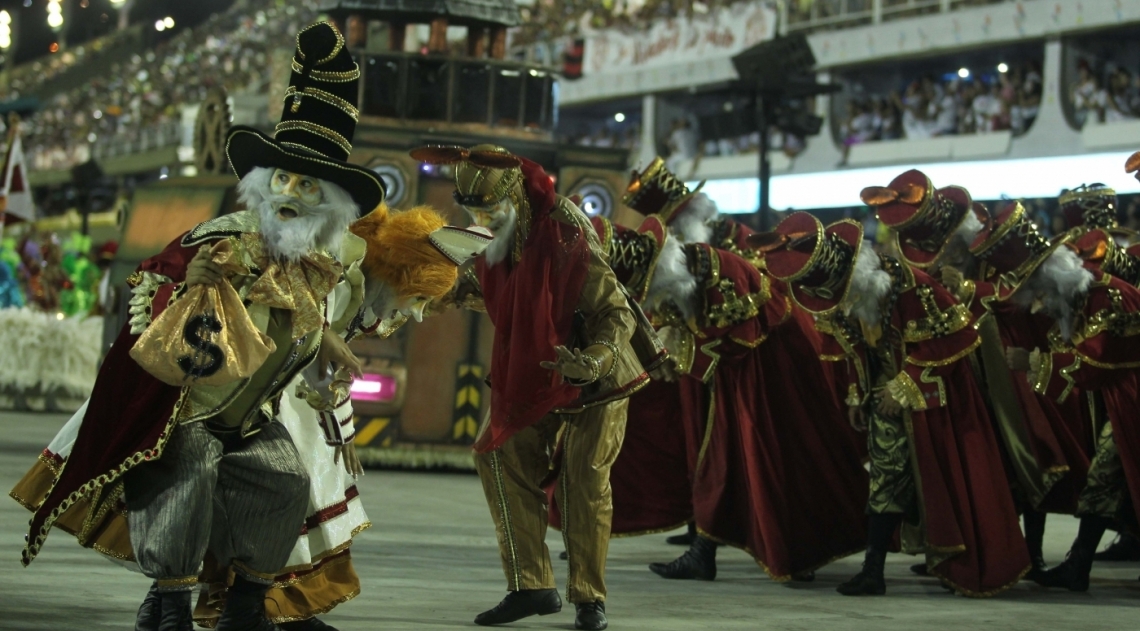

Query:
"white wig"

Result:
[[844, 244, 891, 325], [644, 235, 698, 320], [669, 193, 718, 245], [1013, 246, 1093, 341], [237, 166, 359, 262]]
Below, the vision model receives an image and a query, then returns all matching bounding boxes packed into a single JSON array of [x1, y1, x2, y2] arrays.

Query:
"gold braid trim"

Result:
[[905, 336, 982, 367], [274, 121, 352, 155], [284, 86, 359, 120], [886, 372, 926, 411], [845, 383, 861, 407], [290, 59, 360, 82], [705, 277, 767, 329], [1027, 349, 1052, 396], [902, 285, 973, 342]]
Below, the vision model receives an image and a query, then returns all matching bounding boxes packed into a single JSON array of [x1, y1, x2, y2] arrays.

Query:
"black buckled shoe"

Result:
[[574, 601, 607, 631], [474, 589, 562, 626], [279, 618, 338, 631], [135, 582, 162, 631], [156, 590, 194, 631], [216, 576, 283, 631], [837, 546, 887, 596], [909, 563, 929, 576], [648, 535, 717, 581]]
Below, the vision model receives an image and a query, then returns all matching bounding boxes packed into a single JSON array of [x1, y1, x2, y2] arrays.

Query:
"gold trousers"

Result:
[[474, 399, 628, 604]]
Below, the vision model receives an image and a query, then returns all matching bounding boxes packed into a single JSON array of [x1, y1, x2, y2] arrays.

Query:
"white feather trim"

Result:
[[669, 193, 718, 244], [643, 237, 698, 320], [844, 246, 891, 325]]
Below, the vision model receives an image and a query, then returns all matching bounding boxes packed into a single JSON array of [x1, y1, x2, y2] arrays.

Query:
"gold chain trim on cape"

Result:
[[1082, 287, 1140, 339], [886, 372, 926, 410], [705, 276, 767, 329]]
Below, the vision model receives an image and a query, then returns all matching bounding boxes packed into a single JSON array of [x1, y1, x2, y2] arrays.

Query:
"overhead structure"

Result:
[[319, 0, 519, 57]]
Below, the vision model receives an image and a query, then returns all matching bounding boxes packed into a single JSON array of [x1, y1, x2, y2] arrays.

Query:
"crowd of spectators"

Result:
[[21, 0, 318, 171], [1071, 59, 1140, 127], [838, 62, 1042, 161]]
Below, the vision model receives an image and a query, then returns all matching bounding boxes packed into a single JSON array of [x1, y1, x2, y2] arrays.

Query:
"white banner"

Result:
[[581, 1, 777, 76]]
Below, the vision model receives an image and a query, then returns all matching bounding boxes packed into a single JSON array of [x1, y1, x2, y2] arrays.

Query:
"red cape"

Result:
[[23, 236, 198, 565]]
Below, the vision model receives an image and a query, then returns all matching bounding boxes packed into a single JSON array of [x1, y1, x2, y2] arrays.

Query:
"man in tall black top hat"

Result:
[[15, 22, 381, 631]]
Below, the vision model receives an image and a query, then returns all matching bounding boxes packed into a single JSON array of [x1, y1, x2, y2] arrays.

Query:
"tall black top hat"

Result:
[[225, 22, 385, 213]]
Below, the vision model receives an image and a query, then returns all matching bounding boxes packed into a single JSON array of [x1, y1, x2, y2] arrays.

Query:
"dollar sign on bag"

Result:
[[177, 311, 225, 379]]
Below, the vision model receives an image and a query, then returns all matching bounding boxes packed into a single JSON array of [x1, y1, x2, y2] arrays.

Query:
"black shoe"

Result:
[[791, 570, 815, 582], [1025, 552, 1050, 583], [216, 576, 282, 631], [648, 536, 717, 581], [574, 601, 607, 631], [156, 590, 194, 631], [559, 550, 568, 560], [279, 618, 338, 631], [837, 546, 887, 596], [1093, 534, 1140, 562], [909, 563, 928, 576], [665, 524, 696, 546], [474, 589, 562, 626], [135, 582, 162, 631], [1033, 553, 1092, 592]]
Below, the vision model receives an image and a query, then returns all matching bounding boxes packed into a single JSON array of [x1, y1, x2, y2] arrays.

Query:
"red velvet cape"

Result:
[[23, 236, 199, 565], [474, 159, 590, 453], [691, 261, 869, 579]]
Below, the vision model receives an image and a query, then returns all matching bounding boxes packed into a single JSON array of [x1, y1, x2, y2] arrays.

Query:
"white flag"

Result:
[[1, 133, 35, 223]]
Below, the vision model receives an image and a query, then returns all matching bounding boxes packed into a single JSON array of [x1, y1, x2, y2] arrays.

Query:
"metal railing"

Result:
[[787, 0, 994, 32], [91, 120, 184, 161]]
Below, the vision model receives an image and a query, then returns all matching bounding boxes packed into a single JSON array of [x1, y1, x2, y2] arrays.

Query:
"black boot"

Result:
[[135, 582, 161, 631], [155, 590, 194, 631], [279, 618, 338, 631], [665, 523, 697, 546], [1093, 532, 1140, 561], [574, 601, 607, 631], [837, 513, 900, 596], [216, 576, 282, 631], [909, 563, 928, 576], [1023, 509, 1049, 581], [648, 535, 717, 580], [474, 589, 562, 626], [1033, 515, 1109, 592]]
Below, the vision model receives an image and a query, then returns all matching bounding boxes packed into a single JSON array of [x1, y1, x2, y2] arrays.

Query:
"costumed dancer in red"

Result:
[[756, 212, 1030, 597], [991, 161, 1140, 591], [862, 170, 1091, 581], [410, 144, 662, 631]]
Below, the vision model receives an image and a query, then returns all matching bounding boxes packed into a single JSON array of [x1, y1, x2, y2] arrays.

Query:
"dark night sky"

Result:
[[1, 0, 235, 66]]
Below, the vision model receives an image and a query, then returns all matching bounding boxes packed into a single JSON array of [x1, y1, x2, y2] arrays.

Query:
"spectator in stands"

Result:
[[1072, 59, 1103, 127], [666, 117, 699, 173], [1106, 68, 1137, 122]]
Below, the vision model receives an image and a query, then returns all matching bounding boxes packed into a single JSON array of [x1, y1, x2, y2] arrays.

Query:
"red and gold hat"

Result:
[[1073, 228, 1140, 287], [1058, 184, 1118, 232], [748, 211, 863, 314], [969, 201, 1071, 298], [622, 157, 704, 223], [590, 214, 668, 303], [861, 169, 972, 268]]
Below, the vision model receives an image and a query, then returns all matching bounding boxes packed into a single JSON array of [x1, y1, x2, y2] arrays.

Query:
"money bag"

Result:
[[130, 242, 276, 387]]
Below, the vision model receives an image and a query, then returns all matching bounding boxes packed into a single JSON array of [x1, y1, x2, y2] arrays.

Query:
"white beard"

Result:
[[669, 193, 718, 245], [843, 245, 891, 326], [237, 167, 359, 262], [643, 236, 697, 320], [1013, 247, 1093, 341], [482, 203, 519, 267]]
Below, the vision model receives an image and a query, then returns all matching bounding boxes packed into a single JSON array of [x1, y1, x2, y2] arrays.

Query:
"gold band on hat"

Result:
[[295, 21, 346, 66], [284, 86, 360, 119], [291, 59, 361, 82], [274, 120, 353, 156]]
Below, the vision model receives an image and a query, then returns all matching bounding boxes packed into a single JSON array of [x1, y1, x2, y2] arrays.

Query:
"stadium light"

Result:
[[998, 63, 1009, 74], [47, 0, 63, 30], [163, 17, 174, 28], [0, 11, 10, 50], [614, 112, 626, 122], [110, 0, 127, 4], [957, 67, 970, 79], [155, 20, 166, 32]]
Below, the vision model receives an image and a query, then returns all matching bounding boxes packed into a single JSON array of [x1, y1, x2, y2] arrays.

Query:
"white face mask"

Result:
[[269, 168, 323, 219], [464, 198, 513, 235]]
